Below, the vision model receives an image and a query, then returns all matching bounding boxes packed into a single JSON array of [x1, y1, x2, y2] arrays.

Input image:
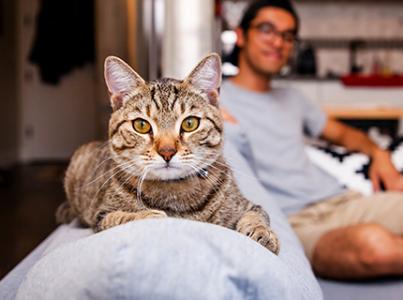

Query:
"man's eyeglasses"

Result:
[[250, 22, 297, 44]]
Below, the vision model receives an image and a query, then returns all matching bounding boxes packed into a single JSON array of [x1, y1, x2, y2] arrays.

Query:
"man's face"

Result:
[[237, 7, 297, 77]]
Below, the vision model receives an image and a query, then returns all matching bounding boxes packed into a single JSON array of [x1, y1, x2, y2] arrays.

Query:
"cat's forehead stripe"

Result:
[[150, 78, 181, 111], [180, 101, 186, 114], [169, 85, 180, 111], [149, 87, 161, 110], [146, 104, 151, 117]]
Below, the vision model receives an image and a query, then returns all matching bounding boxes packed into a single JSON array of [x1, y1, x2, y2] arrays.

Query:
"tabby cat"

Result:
[[56, 54, 280, 254]]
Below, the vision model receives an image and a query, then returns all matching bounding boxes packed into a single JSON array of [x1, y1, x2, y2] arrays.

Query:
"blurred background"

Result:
[[2, 0, 403, 278]]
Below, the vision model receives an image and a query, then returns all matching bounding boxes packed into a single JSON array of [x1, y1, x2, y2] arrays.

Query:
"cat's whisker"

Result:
[[200, 168, 226, 186], [111, 161, 144, 198], [191, 156, 261, 192], [94, 161, 139, 198], [84, 159, 135, 187], [198, 172, 227, 201], [183, 162, 227, 201], [179, 149, 246, 182], [181, 163, 206, 198], [111, 173, 132, 199], [94, 140, 111, 150], [97, 158, 138, 200], [85, 156, 115, 184], [137, 166, 150, 202], [192, 151, 260, 182]]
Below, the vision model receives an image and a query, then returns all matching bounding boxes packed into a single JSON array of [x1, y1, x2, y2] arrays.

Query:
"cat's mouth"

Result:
[[159, 162, 183, 171], [163, 164, 179, 169], [149, 163, 207, 181], [150, 164, 190, 181]]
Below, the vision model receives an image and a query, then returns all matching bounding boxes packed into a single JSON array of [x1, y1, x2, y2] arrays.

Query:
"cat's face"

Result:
[[104, 54, 223, 181]]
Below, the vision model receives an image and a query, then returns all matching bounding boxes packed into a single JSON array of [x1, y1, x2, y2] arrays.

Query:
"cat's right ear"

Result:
[[183, 53, 222, 107], [104, 56, 145, 111]]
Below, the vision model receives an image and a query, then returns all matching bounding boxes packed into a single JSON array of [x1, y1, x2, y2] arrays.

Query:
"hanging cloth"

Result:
[[29, 0, 95, 85]]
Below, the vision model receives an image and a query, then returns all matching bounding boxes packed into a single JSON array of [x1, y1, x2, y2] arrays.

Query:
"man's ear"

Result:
[[183, 53, 222, 106], [104, 56, 145, 111], [235, 27, 245, 48]]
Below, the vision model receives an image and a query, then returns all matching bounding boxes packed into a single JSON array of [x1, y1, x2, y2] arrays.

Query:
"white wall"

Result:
[[17, 0, 97, 162]]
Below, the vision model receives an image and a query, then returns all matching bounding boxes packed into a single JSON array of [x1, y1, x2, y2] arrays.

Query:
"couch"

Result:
[[0, 126, 402, 299]]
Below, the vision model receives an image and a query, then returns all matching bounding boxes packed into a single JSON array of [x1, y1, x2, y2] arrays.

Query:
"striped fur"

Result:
[[56, 54, 279, 254]]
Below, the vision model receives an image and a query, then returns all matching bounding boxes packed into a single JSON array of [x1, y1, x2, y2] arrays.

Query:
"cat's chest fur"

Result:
[[116, 156, 229, 216]]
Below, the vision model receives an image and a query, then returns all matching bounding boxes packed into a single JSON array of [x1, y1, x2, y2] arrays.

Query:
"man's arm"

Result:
[[321, 117, 403, 191]]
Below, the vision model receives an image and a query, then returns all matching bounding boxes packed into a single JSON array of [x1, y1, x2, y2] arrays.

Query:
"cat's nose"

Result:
[[158, 147, 177, 162]]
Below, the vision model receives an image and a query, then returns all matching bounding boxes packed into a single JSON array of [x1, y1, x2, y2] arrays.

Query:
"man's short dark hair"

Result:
[[226, 0, 299, 66]]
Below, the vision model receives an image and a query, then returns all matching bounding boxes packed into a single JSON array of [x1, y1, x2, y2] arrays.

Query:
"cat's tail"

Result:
[[55, 201, 77, 224]]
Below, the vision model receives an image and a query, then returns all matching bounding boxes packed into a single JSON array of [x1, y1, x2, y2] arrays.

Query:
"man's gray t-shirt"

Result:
[[220, 80, 345, 215]]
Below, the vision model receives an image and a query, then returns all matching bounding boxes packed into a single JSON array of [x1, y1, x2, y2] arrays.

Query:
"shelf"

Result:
[[300, 38, 403, 49], [273, 75, 339, 81], [223, 0, 403, 2], [324, 106, 403, 120], [341, 75, 403, 87], [296, 0, 403, 2]]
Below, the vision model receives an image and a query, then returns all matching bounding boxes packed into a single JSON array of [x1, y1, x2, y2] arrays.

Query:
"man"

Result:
[[220, 0, 403, 280]]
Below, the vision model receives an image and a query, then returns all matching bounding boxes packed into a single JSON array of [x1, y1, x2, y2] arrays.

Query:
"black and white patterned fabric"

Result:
[[305, 137, 403, 195]]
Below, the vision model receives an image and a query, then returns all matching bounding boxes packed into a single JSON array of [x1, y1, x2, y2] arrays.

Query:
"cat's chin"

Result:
[[148, 166, 194, 181]]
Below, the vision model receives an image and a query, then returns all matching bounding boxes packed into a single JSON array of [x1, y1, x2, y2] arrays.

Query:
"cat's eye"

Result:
[[133, 118, 152, 134], [181, 116, 200, 133]]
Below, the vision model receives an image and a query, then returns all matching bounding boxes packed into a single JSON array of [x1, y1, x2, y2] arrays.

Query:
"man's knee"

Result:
[[353, 223, 397, 271], [312, 223, 398, 276]]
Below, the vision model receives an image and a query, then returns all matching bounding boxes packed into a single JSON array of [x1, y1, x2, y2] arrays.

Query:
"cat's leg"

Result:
[[96, 210, 167, 231], [236, 206, 280, 255]]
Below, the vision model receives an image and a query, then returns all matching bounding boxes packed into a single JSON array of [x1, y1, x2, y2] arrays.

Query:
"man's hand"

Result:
[[322, 118, 403, 192], [369, 149, 403, 192]]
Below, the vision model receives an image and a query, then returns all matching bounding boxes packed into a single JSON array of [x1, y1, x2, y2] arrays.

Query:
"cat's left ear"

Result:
[[184, 53, 222, 106], [104, 56, 146, 111]]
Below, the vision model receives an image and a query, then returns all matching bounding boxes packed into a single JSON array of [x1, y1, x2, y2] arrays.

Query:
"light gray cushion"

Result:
[[16, 218, 321, 300], [11, 142, 322, 300]]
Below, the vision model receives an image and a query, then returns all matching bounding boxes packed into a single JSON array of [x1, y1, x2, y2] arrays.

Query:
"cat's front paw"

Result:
[[97, 210, 168, 231], [142, 209, 168, 219], [238, 223, 280, 255]]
